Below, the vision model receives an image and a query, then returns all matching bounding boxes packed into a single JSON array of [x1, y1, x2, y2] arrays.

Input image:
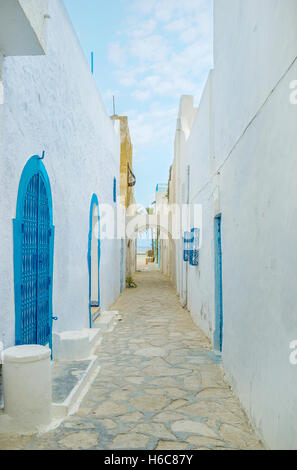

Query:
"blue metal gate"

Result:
[[36, 176, 51, 345], [14, 157, 54, 348]]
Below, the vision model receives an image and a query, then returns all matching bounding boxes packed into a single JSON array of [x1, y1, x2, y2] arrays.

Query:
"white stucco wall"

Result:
[[214, 0, 297, 168], [172, 77, 217, 341], [170, 0, 297, 449], [212, 0, 297, 449], [173, 96, 197, 304], [219, 58, 297, 451], [187, 73, 216, 340], [0, 0, 120, 348]]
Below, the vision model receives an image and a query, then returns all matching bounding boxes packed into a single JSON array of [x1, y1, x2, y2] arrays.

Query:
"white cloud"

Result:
[[126, 104, 178, 151], [108, 42, 126, 68], [111, 0, 213, 96], [129, 35, 170, 62], [131, 0, 157, 16], [132, 89, 151, 102], [129, 19, 157, 38], [107, 0, 213, 180], [179, 27, 199, 44], [164, 18, 188, 33]]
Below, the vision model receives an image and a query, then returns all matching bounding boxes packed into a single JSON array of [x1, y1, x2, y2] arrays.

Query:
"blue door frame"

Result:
[[214, 214, 223, 352], [13, 156, 55, 350], [88, 194, 100, 328]]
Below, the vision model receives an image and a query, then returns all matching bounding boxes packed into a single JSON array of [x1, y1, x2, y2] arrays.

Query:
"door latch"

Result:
[[52, 316, 58, 321]]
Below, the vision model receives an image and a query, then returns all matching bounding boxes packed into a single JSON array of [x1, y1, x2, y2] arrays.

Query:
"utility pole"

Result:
[[113, 95, 116, 116]]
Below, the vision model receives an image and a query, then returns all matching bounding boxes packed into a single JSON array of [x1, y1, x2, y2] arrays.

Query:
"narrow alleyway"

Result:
[[0, 268, 263, 450]]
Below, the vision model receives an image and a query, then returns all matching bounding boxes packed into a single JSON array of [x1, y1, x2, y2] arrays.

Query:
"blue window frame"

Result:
[[13, 156, 55, 350], [113, 177, 117, 203], [189, 228, 200, 266], [183, 231, 193, 262]]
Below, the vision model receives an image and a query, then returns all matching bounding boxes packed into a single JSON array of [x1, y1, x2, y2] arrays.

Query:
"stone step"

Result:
[[83, 328, 102, 355], [94, 311, 119, 332], [53, 327, 103, 361], [52, 355, 100, 419]]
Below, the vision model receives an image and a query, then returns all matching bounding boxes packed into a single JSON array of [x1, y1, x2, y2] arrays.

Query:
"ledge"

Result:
[[0, 0, 47, 56]]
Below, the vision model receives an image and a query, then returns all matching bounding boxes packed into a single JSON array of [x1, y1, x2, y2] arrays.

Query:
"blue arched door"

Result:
[[13, 156, 54, 348], [88, 194, 100, 327]]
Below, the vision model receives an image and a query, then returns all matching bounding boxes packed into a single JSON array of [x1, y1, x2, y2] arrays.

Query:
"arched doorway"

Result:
[[13, 156, 55, 348], [88, 194, 100, 327]]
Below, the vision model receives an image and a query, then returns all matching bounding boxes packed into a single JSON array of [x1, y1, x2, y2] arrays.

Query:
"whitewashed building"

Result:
[[154, 184, 170, 275], [167, 0, 297, 450], [0, 0, 121, 354]]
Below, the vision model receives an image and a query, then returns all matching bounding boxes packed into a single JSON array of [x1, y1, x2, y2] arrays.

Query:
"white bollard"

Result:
[[3, 345, 52, 427]]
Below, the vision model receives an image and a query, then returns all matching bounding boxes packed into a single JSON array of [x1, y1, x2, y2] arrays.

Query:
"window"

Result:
[[189, 228, 200, 266]]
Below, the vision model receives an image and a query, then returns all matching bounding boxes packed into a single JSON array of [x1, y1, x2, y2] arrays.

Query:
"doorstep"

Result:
[[52, 355, 100, 418], [94, 310, 119, 332], [53, 327, 103, 361], [83, 327, 103, 356]]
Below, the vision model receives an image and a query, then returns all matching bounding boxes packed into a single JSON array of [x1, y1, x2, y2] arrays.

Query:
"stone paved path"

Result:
[[0, 269, 263, 450]]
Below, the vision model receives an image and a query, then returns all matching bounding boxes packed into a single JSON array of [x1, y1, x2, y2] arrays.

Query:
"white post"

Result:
[[3, 345, 52, 427]]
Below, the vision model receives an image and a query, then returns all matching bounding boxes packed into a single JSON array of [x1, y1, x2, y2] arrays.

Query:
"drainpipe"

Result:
[[176, 118, 183, 298], [184, 164, 190, 307], [0, 53, 3, 408]]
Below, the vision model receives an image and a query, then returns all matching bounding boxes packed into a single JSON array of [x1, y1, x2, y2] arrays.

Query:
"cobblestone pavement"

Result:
[[0, 268, 264, 450]]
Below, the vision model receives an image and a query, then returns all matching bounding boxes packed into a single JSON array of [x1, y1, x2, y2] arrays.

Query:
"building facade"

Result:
[[155, 184, 170, 275], [165, 0, 297, 450], [0, 0, 121, 353], [111, 115, 137, 282]]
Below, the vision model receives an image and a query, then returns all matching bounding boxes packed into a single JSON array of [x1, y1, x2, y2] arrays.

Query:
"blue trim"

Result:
[[158, 240, 161, 268], [113, 178, 117, 203], [189, 228, 200, 267], [183, 231, 193, 262], [13, 155, 54, 350], [88, 194, 101, 328], [214, 214, 223, 352], [15, 156, 53, 222]]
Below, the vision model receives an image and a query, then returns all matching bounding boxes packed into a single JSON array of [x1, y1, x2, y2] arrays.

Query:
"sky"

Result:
[[63, 0, 213, 208]]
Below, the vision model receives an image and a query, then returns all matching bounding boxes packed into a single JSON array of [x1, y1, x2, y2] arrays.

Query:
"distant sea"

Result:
[[137, 238, 153, 254]]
